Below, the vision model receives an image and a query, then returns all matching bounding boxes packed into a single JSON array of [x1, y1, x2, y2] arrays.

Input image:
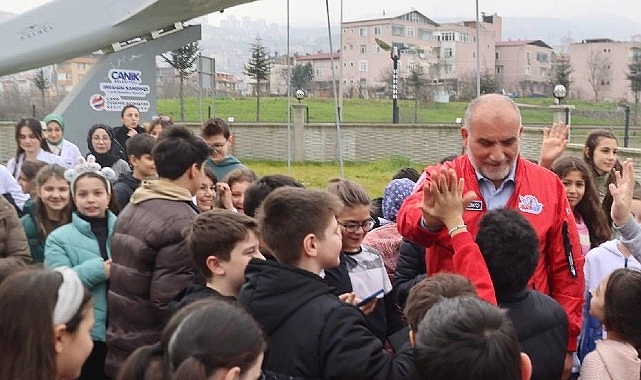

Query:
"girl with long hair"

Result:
[[0, 267, 94, 380], [44, 156, 118, 379], [20, 164, 72, 263], [6, 118, 65, 179], [552, 156, 611, 255]]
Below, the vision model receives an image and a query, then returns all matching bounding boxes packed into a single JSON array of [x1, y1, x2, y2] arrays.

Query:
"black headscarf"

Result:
[[86, 124, 127, 168]]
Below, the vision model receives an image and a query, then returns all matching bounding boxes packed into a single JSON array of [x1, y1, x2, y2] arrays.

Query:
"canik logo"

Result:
[[518, 195, 543, 215]]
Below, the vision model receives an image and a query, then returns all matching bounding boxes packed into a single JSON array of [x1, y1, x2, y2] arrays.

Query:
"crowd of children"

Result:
[[2, 98, 641, 380]]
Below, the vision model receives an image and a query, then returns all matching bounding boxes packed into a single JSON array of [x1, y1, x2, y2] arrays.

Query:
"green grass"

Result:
[[245, 156, 423, 198], [158, 96, 632, 125]]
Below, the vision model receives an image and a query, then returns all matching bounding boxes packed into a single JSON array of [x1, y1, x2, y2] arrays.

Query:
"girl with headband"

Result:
[[0, 267, 93, 380], [44, 155, 118, 379]]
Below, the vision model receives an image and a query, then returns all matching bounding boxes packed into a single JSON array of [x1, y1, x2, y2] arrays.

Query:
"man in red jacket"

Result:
[[397, 93, 584, 379]]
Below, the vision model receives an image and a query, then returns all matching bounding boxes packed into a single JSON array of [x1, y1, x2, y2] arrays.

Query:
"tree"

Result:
[[586, 49, 611, 102], [550, 55, 572, 94], [32, 68, 50, 112], [162, 41, 200, 121], [291, 62, 314, 94], [480, 71, 498, 94], [627, 52, 641, 126], [406, 65, 426, 123], [244, 38, 271, 122]]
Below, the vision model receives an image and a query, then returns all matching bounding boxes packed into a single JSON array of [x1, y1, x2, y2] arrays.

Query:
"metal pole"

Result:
[[624, 105, 630, 148], [325, 0, 344, 177], [564, 107, 569, 126], [286, 0, 292, 174], [475, 0, 481, 97], [338, 0, 343, 122], [392, 52, 399, 123]]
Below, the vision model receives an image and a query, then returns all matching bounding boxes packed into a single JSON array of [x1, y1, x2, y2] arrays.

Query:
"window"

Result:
[[316, 68, 324, 76], [438, 32, 455, 41], [392, 25, 404, 36], [525, 65, 531, 75], [359, 60, 368, 72], [406, 27, 414, 38], [444, 48, 453, 58], [496, 65, 503, 74], [360, 45, 367, 54], [374, 26, 381, 35], [526, 51, 532, 65], [536, 52, 548, 62], [408, 61, 415, 71], [419, 29, 434, 40], [540, 68, 547, 77], [359, 27, 368, 37], [374, 45, 381, 53], [495, 52, 500, 59]]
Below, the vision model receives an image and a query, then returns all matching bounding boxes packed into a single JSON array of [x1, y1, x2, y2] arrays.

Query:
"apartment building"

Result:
[[295, 52, 340, 97], [569, 38, 641, 102], [340, 11, 501, 99], [495, 40, 553, 97], [54, 55, 99, 93]]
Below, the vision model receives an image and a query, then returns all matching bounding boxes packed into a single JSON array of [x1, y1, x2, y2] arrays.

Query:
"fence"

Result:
[[2, 121, 641, 177]]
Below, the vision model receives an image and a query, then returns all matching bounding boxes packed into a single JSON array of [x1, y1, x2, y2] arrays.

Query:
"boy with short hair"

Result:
[[403, 272, 478, 333], [172, 209, 264, 309], [414, 296, 532, 380], [113, 133, 157, 208], [106, 125, 212, 376], [238, 187, 414, 379], [201, 118, 246, 181]]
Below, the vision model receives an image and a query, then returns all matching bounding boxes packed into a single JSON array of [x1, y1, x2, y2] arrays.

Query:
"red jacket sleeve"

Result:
[[450, 232, 497, 305]]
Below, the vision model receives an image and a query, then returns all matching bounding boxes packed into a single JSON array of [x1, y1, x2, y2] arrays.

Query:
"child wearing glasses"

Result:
[[325, 178, 405, 345], [200, 118, 246, 181]]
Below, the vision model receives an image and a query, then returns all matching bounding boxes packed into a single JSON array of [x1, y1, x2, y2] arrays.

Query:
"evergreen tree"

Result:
[[627, 55, 641, 126], [245, 38, 271, 121], [291, 62, 314, 94], [162, 42, 200, 121], [480, 71, 498, 94], [551, 57, 572, 94], [32, 68, 49, 113]]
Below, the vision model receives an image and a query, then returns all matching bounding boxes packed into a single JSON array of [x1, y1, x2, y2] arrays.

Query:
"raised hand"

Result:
[[539, 122, 569, 168], [609, 158, 635, 226], [421, 168, 477, 234]]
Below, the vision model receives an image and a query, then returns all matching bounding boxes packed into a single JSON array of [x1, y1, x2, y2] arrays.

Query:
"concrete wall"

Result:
[[3, 120, 641, 177]]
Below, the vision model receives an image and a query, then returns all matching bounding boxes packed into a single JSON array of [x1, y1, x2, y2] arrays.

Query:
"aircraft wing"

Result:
[[0, 0, 259, 77]]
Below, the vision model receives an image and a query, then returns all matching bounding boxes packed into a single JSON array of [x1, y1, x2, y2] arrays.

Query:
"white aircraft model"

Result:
[[0, 0, 258, 76]]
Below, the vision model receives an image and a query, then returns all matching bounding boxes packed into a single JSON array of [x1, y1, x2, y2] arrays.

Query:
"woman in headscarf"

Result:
[[86, 124, 130, 179]]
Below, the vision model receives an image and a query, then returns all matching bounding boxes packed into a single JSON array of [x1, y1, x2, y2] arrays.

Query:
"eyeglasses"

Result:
[[338, 218, 376, 233], [151, 115, 172, 122], [92, 136, 110, 142], [208, 142, 226, 150]]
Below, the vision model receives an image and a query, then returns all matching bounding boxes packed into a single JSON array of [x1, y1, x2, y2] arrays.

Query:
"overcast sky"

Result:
[[4, 0, 641, 27]]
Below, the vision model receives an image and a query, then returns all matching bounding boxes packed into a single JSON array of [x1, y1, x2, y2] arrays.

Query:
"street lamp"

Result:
[[375, 38, 401, 123], [553, 84, 569, 125]]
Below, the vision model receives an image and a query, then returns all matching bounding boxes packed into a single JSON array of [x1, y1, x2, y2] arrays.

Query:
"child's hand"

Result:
[[216, 182, 234, 210], [338, 292, 356, 304], [539, 122, 569, 168], [610, 158, 635, 226], [357, 297, 377, 315], [423, 168, 476, 231], [104, 259, 112, 278]]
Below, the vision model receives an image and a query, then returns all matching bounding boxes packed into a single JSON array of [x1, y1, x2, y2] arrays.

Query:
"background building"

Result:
[[569, 38, 641, 101], [495, 40, 553, 97]]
